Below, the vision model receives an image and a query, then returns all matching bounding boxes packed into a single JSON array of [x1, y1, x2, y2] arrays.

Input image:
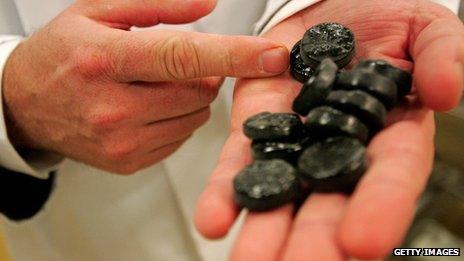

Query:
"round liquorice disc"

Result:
[[304, 106, 369, 143], [298, 136, 366, 192], [292, 58, 338, 116], [233, 159, 301, 211], [325, 90, 387, 135], [335, 70, 398, 110], [300, 22, 355, 69], [243, 112, 304, 141], [290, 40, 316, 83], [355, 59, 412, 97], [251, 137, 312, 163]]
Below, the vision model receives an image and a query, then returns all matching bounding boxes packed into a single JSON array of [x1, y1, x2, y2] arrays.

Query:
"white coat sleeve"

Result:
[[255, 0, 461, 36], [0, 35, 61, 179], [254, 0, 325, 35]]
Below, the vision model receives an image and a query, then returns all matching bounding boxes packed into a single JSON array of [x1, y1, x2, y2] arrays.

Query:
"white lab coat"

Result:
[[0, 0, 460, 260]]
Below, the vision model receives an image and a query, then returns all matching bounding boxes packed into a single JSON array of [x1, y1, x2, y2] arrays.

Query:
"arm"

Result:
[[1, 0, 288, 175], [0, 36, 55, 179], [0, 0, 289, 220], [0, 36, 58, 220], [195, 0, 464, 260], [0, 0, 290, 221]]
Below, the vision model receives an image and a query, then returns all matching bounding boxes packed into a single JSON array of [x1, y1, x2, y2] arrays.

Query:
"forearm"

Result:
[[0, 36, 59, 220], [0, 36, 62, 178]]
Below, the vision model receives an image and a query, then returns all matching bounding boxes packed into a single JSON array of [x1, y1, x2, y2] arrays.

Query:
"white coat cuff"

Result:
[[254, 0, 324, 35], [0, 36, 61, 179]]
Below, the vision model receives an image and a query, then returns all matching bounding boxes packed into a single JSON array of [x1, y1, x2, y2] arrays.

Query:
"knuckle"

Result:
[[85, 108, 128, 133], [101, 138, 138, 161], [70, 46, 114, 79], [221, 46, 238, 76], [156, 35, 202, 80]]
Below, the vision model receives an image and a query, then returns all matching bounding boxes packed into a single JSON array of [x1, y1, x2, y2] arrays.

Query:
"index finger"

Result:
[[107, 30, 289, 82]]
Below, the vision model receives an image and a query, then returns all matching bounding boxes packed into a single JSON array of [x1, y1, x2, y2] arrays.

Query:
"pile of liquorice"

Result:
[[233, 22, 412, 211]]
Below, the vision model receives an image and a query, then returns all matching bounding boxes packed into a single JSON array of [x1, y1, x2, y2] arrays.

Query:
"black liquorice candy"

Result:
[[355, 59, 412, 97], [335, 70, 398, 110], [304, 106, 369, 143], [290, 40, 316, 83], [234, 159, 301, 211], [300, 22, 355, 69], [325, 90, 387, 135], [292, 58, 338, 116], [298, 136, 366, 192], [251, 138, 312, 163], [233, 23, 413, 212], [243, 112, 304, 141]]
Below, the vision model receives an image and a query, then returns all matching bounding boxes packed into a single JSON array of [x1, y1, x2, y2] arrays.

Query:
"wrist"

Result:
[[2, 40, 41, 150]]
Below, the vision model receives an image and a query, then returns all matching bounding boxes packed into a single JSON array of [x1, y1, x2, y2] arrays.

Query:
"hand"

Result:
[[2, 0, 289, 174], [195, 0, 464, 259]]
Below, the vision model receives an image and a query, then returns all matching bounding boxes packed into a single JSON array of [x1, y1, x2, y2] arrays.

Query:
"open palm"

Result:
[[195, 0, 464, 259]]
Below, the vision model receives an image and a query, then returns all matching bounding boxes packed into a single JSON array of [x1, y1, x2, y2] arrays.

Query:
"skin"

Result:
[[2, 0, 289, 174], [195, 0, 464, 259]]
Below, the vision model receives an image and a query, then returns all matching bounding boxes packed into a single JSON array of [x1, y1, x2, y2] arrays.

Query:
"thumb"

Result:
[[108, 30, 289, 82], [410, 4, 464, 111], [73, 0, 216, 28]]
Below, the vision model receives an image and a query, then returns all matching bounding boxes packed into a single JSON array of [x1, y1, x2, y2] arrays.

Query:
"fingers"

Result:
[[84, 78, 220, 128], [127, 77, 222, 123], [282, 194, 347, 261], [109, 30, 289, 82], [138, 107, 211, 152], [410, 4, 464, 111], [194, 131, 250, 238], [78, 107, 208, 175], [74, 0, 216, 28], [230, 206, 294, 261], [113, 138, 188, 175], [194, 76, 300, 238], [339, 99, 435, 259]]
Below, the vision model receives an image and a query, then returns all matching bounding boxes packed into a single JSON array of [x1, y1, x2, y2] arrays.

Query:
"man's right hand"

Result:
[[2, 0, 289, 174]]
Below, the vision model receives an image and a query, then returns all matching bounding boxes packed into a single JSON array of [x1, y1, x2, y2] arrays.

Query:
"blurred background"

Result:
[[0, 3, 463, 261]]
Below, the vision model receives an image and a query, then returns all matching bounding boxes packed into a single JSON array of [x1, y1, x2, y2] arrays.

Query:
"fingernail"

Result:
[[259, 47, 289, 74]]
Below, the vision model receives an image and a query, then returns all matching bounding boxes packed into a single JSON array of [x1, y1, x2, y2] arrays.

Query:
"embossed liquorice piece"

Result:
[[300, 22, 355, 69]]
